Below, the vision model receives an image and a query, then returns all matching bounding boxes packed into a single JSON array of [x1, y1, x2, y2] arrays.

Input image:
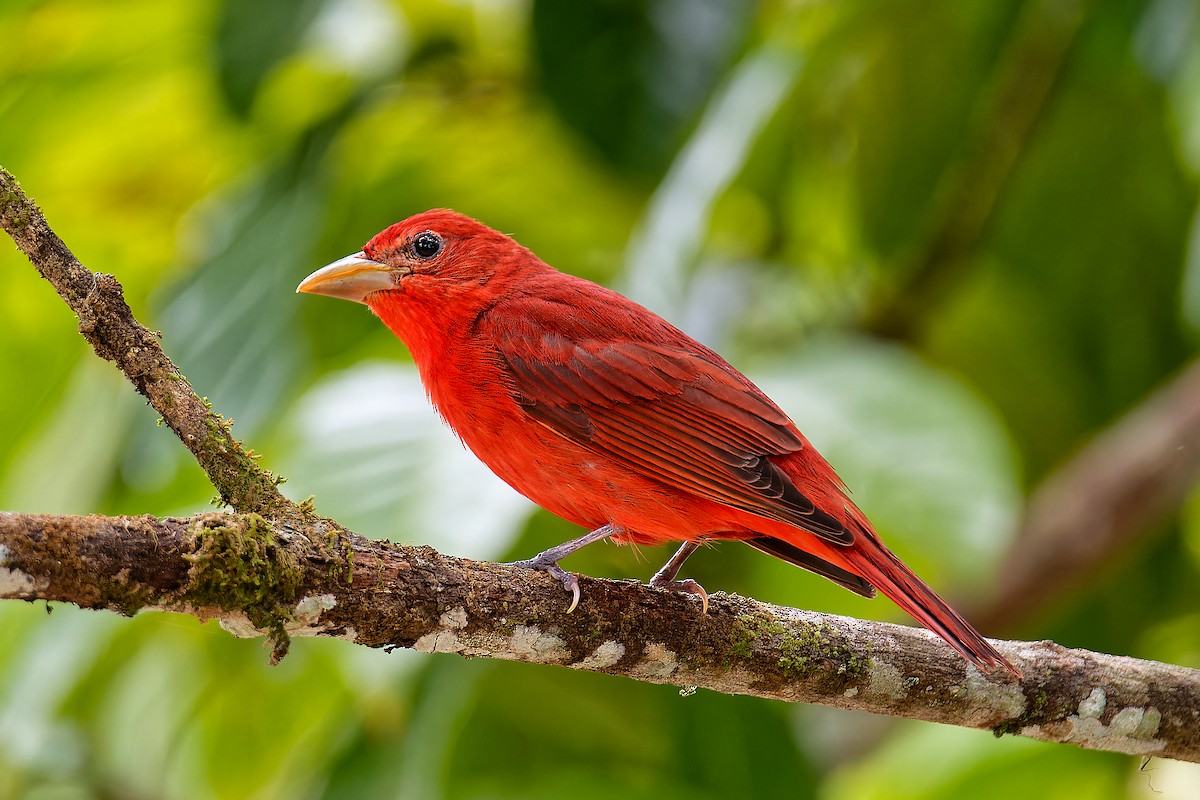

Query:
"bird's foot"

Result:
[[510, 554, 582, 613], [507, 525, 617, 613], [648, 575, 709, 615]]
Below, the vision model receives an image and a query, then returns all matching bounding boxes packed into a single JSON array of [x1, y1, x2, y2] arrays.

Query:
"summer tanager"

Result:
[[298, 209, 1017, 676]]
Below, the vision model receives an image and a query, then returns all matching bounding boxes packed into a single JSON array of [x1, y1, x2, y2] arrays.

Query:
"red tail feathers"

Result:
[[848, 543, 1020, 677]]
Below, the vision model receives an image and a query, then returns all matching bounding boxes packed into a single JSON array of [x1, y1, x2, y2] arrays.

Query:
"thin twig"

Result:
[[0, 167, 292, 516]]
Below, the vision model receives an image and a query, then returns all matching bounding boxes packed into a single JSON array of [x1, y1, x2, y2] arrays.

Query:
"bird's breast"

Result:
[[413, 342, 742, 544]]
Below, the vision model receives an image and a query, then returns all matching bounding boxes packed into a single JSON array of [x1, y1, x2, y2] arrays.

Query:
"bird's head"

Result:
[[297, 209, 533, 310]]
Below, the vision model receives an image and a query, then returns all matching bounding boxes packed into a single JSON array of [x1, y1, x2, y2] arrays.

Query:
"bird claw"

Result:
[[552, 565, 582, 613], [649, 576, 709, 615], [511, 557, 582, 613]]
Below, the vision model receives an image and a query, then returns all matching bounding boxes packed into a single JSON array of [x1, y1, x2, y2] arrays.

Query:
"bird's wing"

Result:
[[494, 325, 853, 546]]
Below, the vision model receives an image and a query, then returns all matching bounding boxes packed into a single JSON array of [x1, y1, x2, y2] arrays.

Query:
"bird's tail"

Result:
[[845, 539, 1020, 678]]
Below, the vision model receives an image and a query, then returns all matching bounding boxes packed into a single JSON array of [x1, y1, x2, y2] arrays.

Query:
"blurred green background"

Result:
[[2, 0, 1200, 797]]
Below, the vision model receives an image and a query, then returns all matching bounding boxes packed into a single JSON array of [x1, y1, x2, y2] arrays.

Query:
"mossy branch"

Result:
[[3, 166, 1199, 764], [2, 511, 1198, 763], [0, 166, 292, 517]]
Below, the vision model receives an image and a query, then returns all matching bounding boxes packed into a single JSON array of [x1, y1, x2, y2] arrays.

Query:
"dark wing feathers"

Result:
[[744, 537, 875, 597], [520, 399, 594, 441], [619, 401, 849, 537], [501, 334, 854, 546]]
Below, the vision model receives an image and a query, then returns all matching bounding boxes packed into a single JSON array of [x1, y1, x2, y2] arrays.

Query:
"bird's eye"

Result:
[[412, 231, 443, 260]]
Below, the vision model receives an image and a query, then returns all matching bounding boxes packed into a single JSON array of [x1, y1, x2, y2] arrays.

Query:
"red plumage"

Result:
[[299, 209, 1018, 677]]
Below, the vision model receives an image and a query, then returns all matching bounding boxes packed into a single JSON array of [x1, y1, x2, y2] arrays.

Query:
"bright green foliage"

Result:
[[2, 0, 1199, 797]]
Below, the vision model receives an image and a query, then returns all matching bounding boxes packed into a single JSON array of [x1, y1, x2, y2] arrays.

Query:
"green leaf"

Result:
[[530, 0, 751, 177], [213, 0, 326, 117], [280, 363, 534, 556]]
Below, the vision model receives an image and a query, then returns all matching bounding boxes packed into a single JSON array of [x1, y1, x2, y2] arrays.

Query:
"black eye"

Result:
[[412, 231, 443, 259]]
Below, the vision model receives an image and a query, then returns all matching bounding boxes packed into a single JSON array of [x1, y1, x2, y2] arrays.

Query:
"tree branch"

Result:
[[4, 166, 1199, 763], [2, 511, 1197, 762], [0, 167, 291, 517]]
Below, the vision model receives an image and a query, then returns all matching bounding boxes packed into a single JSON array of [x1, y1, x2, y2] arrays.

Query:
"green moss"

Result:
[[100, 577, 156, 616], [781, 621, 871, 679], [204, 412, 232, 444], [184, 513, 302, 662], [725, 611, 769, 667], [726, 609, 870, 681], [582, 621, 608, 649], [198, 409, 287, 511], [1, 179, 33, 233], [321, 526, 355, 586]]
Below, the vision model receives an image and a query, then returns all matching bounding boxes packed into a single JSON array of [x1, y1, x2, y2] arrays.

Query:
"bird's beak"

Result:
[[296, 252, 397, 304]]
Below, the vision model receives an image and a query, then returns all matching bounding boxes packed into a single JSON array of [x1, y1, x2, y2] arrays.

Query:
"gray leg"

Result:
[[649, 541, 709, 614], [510, 524, 617, 612]]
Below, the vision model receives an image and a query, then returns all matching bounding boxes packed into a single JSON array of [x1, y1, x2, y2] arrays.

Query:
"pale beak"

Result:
[[296, 252, 398, 304]]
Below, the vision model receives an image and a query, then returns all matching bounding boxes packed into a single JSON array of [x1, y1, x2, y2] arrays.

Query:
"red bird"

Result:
[[298, 209, 1017, 676]]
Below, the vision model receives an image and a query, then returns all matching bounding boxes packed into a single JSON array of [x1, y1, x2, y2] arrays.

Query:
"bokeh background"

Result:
[[3, 0, 1200, 797]]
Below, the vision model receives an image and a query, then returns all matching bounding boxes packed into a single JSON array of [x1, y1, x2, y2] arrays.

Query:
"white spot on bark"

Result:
[[410, 607, 472, 655], [1022, 701, 1165, 756], [192, 596, 357, 643], [630, 642, 679, 680], [293, 594, 337, 624], [865, 660, 904, 699], [218, 611, 261, 639], [1111, 706, 1161, 739], [1078, 687, 1106, 718], [413, 629, 463, 654], [439, 607, 468, 629], [960, 665, 1027, 725], [287, 594, 346, 637], [0, 544, 48, 596], [575, 640, 625, 670], [509, 625, 569, 662]]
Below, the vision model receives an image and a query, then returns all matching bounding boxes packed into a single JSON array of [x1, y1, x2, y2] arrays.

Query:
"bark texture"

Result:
[[2, 511, 1197, 763]]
